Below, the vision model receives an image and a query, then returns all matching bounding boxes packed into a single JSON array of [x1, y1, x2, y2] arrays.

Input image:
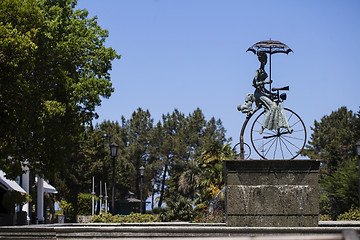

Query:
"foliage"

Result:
[[158, 191, 194, 222], [77, 193, 99, 215], [59, 200, 73, 215], [303, 107, 360, 219], [193, 141, 232, 211], [90, 212, 160, 223], [55, 107, 228, 221], [155, 108, 229, 210], [1, 191, 31, 212], [192, 209, 225, 223], [319, 214, 332, 221], [54, 126, 109, 220], [337, 206, 360, 221], [59, 200, 76, 220], [92, 108, 228, 218], [0, 0, 120, 179]]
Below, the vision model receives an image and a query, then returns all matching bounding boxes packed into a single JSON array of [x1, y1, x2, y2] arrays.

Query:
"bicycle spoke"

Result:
[[272, 137, 279, 159], [279, 136, 295, 158], [292, 129, 305, 134], [282, 134, 305, 141], [279, 136, 285, 159], [281, 135, 301, 150], [290, 119, 301, 128], [264, 137, 277, 158], [256, 137, 274, 154], [287, 112, 294, 122]]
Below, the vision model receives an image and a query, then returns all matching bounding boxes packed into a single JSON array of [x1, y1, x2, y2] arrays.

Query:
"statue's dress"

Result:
[[253, 69, 290, 132]]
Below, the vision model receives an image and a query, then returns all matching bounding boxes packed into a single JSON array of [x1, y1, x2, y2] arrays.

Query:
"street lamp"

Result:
[[110, 142, 119, 214], [355, 140, 360, 208], [151, 178, 155, 213], [139, 166, 145, 214]]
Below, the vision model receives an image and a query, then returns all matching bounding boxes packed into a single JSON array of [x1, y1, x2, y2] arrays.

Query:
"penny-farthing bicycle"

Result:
[[233, 40, 306, 160]]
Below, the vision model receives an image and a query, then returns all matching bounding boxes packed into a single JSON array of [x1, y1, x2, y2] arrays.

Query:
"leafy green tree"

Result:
[[0, 0, 120, 179], [54, 126, 109, 220], [77, 193, 99, 215], [155, 108, 229, 208], [303, 106, 360, 219], [98, 119, 130, 198], [99, 109, 157, 201], [156, 109, 187, 207], [158, 191, 194, 222], [194, 141, 232, 211], [125, 108, 155, 199]]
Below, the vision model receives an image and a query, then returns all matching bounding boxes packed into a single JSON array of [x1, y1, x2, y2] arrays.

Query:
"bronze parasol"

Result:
[[247, 40, 293, 95]]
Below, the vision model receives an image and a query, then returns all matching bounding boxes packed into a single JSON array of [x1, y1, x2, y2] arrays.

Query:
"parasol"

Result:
[[247, 40, 293, 96]]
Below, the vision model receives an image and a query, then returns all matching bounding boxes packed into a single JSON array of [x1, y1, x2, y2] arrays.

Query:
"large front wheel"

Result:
[[250, 108, 306, 159]]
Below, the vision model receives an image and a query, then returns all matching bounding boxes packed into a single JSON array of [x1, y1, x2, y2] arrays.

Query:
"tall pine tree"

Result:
[[303, 106, 360, 219]]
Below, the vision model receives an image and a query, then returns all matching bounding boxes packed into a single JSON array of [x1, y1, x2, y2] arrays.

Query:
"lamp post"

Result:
[[151, 178, 155, 213], [91, 176, 95, 216], [99, 180, 103, 212], [139, 166, 145, 214], [355, 140, 360, 208], [110, 142, 119, 214], [104, 182, 108, 213]]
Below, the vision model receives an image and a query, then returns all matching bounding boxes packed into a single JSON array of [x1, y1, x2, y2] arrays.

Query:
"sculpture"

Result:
[[233, 40, 307, 160], [239, 52, 291, 134]]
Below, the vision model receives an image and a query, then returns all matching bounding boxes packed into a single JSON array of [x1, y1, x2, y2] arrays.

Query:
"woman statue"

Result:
[[252, 52, 291, 134]]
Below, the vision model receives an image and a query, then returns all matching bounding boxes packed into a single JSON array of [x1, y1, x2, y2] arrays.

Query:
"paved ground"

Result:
[[0, 222, 359, 240]]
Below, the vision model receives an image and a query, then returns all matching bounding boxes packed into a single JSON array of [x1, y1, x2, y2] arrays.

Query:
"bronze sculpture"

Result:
[[234, 40, 306, 160]]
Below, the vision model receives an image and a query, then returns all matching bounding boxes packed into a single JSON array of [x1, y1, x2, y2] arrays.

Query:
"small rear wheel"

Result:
[[250, 108, 306, 159], [232, 142, 251, 160]]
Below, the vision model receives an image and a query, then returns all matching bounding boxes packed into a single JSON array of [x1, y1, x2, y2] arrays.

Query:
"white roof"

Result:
[[43, 180, 58, 194], [0, 170, 26, 194]]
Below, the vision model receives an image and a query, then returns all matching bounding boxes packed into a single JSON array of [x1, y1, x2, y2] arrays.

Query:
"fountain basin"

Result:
[[223, 160, 321, 227]]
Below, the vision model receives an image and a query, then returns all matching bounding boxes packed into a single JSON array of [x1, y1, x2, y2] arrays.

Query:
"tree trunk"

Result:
[[158, 164, 168, 208]]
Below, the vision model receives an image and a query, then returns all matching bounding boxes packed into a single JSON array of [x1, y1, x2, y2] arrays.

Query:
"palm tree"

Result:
[[194, 141, 233, 211]]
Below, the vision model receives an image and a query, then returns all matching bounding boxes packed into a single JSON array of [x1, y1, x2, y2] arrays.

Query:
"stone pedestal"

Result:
[[224, 160, 320, 227]]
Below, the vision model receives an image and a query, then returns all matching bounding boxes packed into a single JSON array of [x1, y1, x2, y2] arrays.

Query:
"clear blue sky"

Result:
[[77, 0, 360, 158]]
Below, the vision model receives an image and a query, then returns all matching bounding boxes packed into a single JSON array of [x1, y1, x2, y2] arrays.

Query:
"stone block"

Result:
[[223, 160, 320, 227]]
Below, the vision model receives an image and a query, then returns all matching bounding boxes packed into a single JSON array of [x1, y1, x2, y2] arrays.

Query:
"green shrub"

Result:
[[122, 213, 160, 223], [90, 212, 118, 223], [59, 199, 75, 222], [59, 200, 73, 215], [2, 191, 31, 211], [90, 212, 160, 223], [159, 192, 194, 222], [337, 206, 360, 221], [77, 193, 99, 215], [319, 214, 332, 221], [192, 209, 225, 223]]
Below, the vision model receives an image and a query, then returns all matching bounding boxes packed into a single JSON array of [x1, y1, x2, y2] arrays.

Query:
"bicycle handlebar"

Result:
[[271, 86, 289, 92]]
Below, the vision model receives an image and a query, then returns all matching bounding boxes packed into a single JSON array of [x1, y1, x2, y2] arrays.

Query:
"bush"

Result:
[[2, 191, 31, 211], [90, 212, 118, 223], [90, 212, 160, 223], [77, 193, 99, 215], [337, 206, 360, 221], [192, 209, 225, 223], [158, 192, 194, 222], [59, 200, 74, 216], [319, 214, 332, 221]]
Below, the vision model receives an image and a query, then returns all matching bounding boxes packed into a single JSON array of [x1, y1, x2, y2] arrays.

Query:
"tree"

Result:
[[155, 109, 187, 207], [125, 108, 155, 199], [98, 119, 130, 197], [54, 126, 109, 220], [0, 0, 120, 179], [194, 141, 232, 211], [303, 106, 360, 219], [155, 108, 229, 208]]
